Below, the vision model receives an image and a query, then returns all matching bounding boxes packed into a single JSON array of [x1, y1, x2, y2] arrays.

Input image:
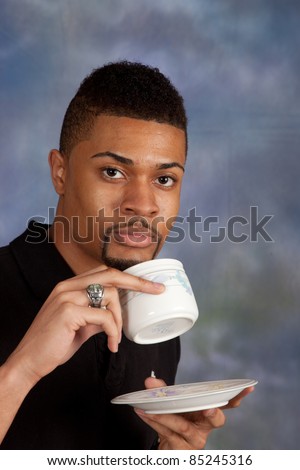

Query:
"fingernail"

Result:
[[151, 370, 156, 378], [134, 408, 146, 416], [153, 283, 165, 291]]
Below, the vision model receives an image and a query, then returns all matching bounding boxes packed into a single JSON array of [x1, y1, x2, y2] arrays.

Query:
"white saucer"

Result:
[[111, 378, 257, 414]]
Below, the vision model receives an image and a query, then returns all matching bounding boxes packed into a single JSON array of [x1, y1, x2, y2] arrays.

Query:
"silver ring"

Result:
[[86, 284, 104, 308]]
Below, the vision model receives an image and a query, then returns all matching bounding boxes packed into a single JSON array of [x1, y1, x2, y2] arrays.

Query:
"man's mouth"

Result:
[[113, 228, 156, 248]]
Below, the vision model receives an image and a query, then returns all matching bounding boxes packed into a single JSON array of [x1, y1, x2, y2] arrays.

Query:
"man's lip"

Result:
[[113, 230, 155, 248]]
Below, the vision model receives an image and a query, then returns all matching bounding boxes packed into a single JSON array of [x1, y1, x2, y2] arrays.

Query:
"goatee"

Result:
[[102, 256, 141, 271]]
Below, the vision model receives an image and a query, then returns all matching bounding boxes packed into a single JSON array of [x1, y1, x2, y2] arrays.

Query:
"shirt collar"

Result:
[[10, 221, 74, 300]]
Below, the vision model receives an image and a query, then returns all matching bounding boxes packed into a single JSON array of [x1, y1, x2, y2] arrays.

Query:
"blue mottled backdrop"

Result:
[[1, 0, 299, 449]]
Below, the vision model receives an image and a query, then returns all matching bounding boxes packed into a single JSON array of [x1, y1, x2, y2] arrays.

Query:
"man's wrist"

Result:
[[0, 354, 40, 398]]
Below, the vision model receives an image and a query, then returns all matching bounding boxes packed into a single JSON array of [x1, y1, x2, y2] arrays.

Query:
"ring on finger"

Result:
[[86, 283, 105, 308]]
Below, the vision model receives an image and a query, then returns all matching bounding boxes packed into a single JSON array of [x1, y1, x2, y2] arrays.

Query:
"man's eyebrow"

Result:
[[91, 151, 185, 172], [90, 151, 133, 166], [157, 162, 185, 173]]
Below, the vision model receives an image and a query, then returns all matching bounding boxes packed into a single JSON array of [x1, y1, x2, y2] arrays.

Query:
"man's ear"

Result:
[[48, 149, 67, 195]]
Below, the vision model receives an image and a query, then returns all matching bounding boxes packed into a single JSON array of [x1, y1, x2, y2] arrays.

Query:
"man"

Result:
[[0, 61, 254, 449]]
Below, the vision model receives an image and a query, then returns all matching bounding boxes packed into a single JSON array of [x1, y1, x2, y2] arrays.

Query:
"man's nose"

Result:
[[120, 181, 159, 217]]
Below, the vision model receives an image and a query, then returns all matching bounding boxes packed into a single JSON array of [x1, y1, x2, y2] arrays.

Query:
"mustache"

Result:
[[103, 216, 162, 242]]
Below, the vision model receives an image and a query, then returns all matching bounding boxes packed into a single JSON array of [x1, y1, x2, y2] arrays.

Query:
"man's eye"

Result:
[[102, 168, 123, 179], [156, 176, 175, 187]]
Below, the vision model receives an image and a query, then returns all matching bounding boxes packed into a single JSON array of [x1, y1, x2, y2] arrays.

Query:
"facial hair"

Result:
[[100, 216, 162, 271]]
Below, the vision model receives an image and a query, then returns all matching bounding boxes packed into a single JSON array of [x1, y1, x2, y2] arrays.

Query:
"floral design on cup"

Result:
[[173, 270, 193, 295]]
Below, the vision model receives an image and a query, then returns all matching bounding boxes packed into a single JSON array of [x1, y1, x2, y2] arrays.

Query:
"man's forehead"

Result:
[[68, 114, 187, 165], [93, 114, 185, 134], [98, 115, 185, 148]]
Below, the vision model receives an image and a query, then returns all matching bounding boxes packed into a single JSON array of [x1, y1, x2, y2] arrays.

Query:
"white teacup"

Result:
[[119, 258, 199, 344]]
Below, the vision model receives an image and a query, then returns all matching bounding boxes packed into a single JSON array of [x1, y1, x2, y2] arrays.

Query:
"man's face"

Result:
[[58, 115, 186, 269]]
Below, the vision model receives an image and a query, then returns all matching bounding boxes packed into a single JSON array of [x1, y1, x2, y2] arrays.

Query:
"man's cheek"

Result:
[[164, 216, 178, 235]]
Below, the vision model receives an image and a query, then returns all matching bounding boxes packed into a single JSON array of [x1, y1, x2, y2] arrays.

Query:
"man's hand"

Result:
[[0, 266, 164, 444], [5, 266, 165, 387], [135, 377, 255, 450]]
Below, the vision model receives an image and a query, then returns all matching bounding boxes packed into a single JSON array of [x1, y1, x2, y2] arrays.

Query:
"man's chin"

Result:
[[101, 241, 161, 271], [103, 256, 143, 271], [102, 245, 159, 271]]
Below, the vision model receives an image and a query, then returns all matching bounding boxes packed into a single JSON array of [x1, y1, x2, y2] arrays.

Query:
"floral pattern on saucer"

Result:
[[148, 388, 177, 398]]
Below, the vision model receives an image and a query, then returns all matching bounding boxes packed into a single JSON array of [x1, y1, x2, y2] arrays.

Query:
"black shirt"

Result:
[[0, 222, 180, 449]]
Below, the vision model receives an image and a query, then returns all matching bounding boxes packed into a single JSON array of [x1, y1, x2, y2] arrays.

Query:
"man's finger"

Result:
[[54, 269, 165, 296], [221, 386, 255, 409]]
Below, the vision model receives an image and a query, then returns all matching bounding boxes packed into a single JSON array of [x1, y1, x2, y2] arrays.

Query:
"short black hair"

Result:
[[59, 60, 187, 156]]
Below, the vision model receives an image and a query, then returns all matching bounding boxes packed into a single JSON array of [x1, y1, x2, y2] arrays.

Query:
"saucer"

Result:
[[111, 378, 257, 414]]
